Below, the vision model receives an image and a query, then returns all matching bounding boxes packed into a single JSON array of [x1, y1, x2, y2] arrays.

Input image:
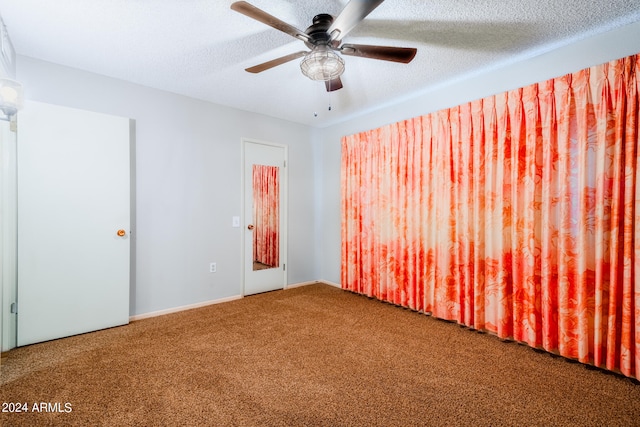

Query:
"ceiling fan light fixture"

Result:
[[300, 44, 345, 81]]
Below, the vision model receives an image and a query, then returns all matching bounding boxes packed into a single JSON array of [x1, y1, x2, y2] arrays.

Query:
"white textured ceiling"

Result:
[[1, 0, 640, 127]]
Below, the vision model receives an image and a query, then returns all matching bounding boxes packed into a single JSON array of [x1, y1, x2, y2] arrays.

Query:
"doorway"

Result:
[[242, 139, 287, 295]]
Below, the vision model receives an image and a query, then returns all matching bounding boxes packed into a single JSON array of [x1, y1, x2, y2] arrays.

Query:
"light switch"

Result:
[[232, 216, 240, 227]]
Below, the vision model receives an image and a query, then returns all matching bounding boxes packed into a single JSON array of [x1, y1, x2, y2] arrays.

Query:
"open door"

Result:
[[17, 100, 132, 346], [243, 139, 287, 295]]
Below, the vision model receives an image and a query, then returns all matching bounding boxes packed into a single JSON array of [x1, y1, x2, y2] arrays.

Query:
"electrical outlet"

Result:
[[209, 262, 217, 273]]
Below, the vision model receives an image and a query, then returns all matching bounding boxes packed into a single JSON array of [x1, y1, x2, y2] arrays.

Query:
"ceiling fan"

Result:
[[230, 0, 417, 92]]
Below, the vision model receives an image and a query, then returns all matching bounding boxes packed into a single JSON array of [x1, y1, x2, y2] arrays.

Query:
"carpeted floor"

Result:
[[1, 283, 639, 426]]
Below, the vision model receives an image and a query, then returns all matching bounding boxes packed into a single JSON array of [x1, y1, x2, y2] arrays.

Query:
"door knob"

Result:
[[117, 229, 126, 237], [247, 224, 254, 230]]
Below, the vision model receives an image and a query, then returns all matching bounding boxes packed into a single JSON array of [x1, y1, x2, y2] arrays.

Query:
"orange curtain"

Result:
[[341, 54, 640, 379], [253, 164, 279, 267]]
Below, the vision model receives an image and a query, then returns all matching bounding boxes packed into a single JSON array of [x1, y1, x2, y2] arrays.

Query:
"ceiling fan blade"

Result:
[[231, 1, 310, 43], [245, 51, 308, 73], [328, 0, 386, 43], [340, 44, 417, 63], [325, 77, 343, 92]]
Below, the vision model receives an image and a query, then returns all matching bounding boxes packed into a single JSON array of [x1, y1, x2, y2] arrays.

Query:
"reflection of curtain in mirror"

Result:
[[253, 165, 279, 267]]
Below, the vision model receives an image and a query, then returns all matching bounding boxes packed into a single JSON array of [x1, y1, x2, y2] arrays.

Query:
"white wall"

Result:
[[315, 19, 640, 284], [15, 56, 317, 320]]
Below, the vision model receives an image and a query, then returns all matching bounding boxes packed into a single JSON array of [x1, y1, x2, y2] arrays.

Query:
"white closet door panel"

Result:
[[17, 100, 131, 346]]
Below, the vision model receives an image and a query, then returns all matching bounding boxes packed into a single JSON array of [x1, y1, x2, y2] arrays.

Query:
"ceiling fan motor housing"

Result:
[[304, 14, 335, 49]]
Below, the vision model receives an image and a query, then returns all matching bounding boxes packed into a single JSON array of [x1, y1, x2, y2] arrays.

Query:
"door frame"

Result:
[[1, 116, 18, 351], [241, 138, 288, 296]]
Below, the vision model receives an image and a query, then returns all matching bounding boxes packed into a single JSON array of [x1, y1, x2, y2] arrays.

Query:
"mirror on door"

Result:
[[252, 164, 279, 271]]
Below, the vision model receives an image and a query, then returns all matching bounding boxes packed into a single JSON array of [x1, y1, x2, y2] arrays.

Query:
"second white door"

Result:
[[243, 139, 287, 295]]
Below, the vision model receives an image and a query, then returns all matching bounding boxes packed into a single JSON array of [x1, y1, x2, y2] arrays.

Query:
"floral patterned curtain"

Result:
[[341, 54, 640, 379], [253, 164, 279, 267]]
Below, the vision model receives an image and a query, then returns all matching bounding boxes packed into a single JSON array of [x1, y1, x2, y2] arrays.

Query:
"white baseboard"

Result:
[[129, 294, 242, 322], [317, 280, 341, 288], [285, 280, 320, 289], [285, 280, 341, 289], [130, 280, 342, 322]]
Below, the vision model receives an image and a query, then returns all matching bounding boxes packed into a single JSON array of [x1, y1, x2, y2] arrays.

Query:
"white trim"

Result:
[[129, 282, 340, 322], [129, 295, 242, 321], [285, 280, 342, 289], [1, 118, 17, 351], [318, 280, 341, 288], [129, 281, 339, 322], [285, 280, 320, 289]]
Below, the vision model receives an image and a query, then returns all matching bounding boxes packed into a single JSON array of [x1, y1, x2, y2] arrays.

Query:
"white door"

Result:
[[17, 100, 131, 346], [243, 139, 287, 295]]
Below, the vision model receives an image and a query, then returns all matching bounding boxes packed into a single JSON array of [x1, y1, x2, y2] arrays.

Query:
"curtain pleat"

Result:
[[341, 53, 640, 379]]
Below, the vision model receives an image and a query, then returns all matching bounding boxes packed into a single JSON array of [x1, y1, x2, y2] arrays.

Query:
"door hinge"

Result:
[[283, 263, 286, 271], [10, 302, 17, 314], [284, 160, 287, 167]]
